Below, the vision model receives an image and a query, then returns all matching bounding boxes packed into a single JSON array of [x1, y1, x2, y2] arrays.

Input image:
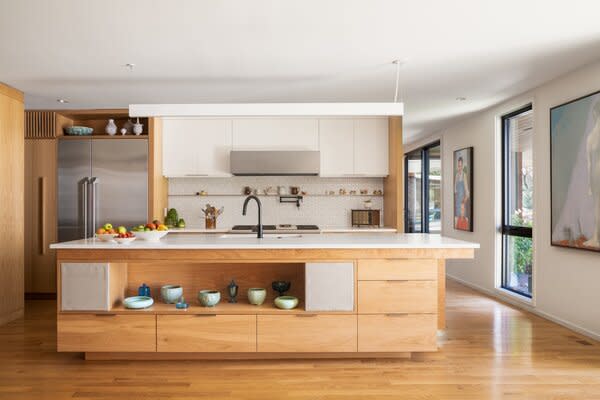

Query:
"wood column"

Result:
[[148, 117, 168, 221], [0, 82, 24, 324], [383, 116, 404, 231]]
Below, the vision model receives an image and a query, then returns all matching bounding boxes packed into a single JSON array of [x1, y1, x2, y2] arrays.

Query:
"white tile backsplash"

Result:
[[168, 177, 384, 229]]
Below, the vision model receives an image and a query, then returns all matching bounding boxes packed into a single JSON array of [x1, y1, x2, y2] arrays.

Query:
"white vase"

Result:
[[105, 119, 117, 135], [133, 123, 143, 135]]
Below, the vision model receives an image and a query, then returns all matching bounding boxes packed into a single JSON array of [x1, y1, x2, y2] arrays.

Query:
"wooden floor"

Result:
[[1, 280, 599, 399]]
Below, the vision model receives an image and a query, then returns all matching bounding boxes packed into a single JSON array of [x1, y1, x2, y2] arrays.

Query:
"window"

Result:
[[405, 142, 442, 233], [501, 105, 533, 297]]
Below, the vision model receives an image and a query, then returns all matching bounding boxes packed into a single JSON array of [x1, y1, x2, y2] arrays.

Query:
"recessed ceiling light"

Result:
[[456, 97, 467, 101], [124, 63, 136, 71], [57, 98, 68, 103]]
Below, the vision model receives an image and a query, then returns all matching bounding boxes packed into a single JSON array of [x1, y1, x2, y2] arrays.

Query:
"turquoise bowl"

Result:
[[64, 126, 93, 136], [198, 290, 221, 307], [247, 288, 267, 305], [274, 295, 299, 310], [161, 285, 183, 304], [123, 296, 154, 309]]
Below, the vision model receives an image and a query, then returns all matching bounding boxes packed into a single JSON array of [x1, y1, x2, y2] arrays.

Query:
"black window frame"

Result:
[[404, 141, 441, 233], [500, 104, 533, 298]]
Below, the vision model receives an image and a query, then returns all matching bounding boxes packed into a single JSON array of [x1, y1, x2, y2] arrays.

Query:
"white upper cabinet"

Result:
[[318, 119, 354, 176], [232, 118, 319, 150], [353, 118, 389, 176], [162, 119, 232, 177]]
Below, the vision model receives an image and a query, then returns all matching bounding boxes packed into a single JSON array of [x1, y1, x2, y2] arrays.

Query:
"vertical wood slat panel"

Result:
[[25, 111, 56, 139]]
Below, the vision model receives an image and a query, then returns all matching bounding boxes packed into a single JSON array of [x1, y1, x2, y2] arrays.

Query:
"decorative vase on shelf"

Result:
[[105, 119, 117, 135], [133, 118, 143, 135]]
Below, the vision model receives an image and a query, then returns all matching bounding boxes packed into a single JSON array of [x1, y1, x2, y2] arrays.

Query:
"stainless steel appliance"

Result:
[[230, 150, 320, 176], [58, 139, 148, 241], [230, 224, 320, 234]]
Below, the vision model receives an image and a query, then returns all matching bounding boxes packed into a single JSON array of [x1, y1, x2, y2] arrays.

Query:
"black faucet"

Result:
[[242, 195, 263, 238]]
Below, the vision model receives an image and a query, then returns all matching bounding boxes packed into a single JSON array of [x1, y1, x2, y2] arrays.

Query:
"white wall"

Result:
[[419, 59, 600, 339]]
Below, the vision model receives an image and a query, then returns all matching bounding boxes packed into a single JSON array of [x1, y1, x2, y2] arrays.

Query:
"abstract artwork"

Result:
[[551, 90, 600, 251], [453, 147, 473, 232]]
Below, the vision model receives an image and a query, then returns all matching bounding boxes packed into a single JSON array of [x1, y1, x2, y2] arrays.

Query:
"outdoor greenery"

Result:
[[511, 210, 533, 275]]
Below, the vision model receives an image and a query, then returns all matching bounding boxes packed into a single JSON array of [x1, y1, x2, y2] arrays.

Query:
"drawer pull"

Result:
[[385, 280, 409, 283], [94, 313, 117, 317], [195, 314, 217, 317], [295, 314, 318, 317], [385, 313, 409, 317]]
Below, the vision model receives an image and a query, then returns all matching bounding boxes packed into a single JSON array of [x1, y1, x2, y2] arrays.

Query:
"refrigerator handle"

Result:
[[90, 177, 99, 236], [82, 177, 89, 239]]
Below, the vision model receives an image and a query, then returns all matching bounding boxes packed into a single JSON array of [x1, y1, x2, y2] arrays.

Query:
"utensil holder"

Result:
[[205, 216, 216, 229]]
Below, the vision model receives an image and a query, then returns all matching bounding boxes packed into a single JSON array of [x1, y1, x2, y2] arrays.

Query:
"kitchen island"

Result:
[[51, 233, 478, 360]]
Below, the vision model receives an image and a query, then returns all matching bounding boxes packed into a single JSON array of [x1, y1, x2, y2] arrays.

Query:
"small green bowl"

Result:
[[198, 290, 221, 307], [247, 288, 267, 305], [64, 126, 94, 136], [274, 295, 299, 310]]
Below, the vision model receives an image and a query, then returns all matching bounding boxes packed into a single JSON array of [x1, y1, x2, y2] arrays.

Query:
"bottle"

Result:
[[105, 119, 117, 135], [138, 283, 151, 297]]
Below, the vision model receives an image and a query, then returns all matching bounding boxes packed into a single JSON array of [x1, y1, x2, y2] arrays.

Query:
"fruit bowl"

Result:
[[114, 236, 136, 245], [96, 233, 117, 242], [134, 230, 169, 242]]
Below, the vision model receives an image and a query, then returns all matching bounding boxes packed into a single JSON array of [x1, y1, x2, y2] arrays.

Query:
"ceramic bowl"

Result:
[[198, 290, 221, 307], [64, 126, 93, 136], [274, 295, 299, 310], [123, 296, 154, 309], [247, 288, 267, 305], [134, 230, 169, 242], [114, 237, 136, 245], [161, 284, 183, 304], [271, 280, 291, 296], [96, 233, 117, 242]]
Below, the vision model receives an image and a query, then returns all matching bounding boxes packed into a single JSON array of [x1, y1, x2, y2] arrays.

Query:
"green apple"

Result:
[[103, 223, 113, 231], [117, 226, 127, 234]]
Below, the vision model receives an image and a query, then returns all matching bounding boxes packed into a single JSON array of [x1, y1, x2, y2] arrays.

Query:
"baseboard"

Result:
[[85, 352, 414, 361], [447, 274, 600, 342], [0, 308, 24, 326]]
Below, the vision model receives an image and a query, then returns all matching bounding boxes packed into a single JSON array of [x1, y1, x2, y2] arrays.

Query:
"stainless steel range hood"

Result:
[[230, 150, 320, 176]]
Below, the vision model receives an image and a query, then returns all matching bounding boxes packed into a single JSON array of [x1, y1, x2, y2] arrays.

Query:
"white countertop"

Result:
[[170, 227, 396, 233], [50, 233, 479, 250]]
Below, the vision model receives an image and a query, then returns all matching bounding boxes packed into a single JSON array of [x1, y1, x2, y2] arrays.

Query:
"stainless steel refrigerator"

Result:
[[58, 139, 148, 241]]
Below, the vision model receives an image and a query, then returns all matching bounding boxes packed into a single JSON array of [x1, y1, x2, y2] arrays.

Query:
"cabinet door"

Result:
[[232, 118, 318, 150], [353, 118, 389, 176], [257, 315, 357, 352], [162, 119, 232, 176], [157, 315, 256, 352], [318, 119, 354, 176], [57, 314, 156, 352], [358, 281, 437, 314], [358, 314, 437, 352]]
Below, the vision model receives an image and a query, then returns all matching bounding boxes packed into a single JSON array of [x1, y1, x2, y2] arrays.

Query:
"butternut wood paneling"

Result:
[[126, 262, 305, 304], [358, 281, 437, 314], [148, 117, 167, 221], [0, 82, 24, 324], [358, 314, 437, 352], [383, 116, 403, 231], [158, 315, 256, 352], [357, 259, 437, 280], [57, 314, 156, 352], [257, 315, 357, 352], [438, 259, 446, 329]]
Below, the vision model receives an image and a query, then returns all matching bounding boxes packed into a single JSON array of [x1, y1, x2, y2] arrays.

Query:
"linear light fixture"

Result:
[[129, 102, 404, 117]]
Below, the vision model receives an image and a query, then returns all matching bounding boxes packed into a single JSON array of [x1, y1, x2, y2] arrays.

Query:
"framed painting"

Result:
[[453, 147, 473, 231], [551, 90, 600, 252]]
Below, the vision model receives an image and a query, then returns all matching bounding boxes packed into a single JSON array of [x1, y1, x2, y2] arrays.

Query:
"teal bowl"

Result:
[[123, 296, 154, 309], [64, 126, 94, 136], [161, 284, 183, 304], [274, 295, 299, 310], [198, 290, 221, 307]]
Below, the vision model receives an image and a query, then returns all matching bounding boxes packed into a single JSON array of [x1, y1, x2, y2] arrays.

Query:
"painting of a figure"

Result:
[[454, 147, 473, 232], [551, 90, 600, 251]]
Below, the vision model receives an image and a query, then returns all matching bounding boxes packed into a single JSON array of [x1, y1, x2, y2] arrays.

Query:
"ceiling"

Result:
[[2, 0, 600, 141]]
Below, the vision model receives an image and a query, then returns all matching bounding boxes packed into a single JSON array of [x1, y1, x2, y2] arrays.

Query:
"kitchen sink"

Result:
[[219, 233, 304, 239]]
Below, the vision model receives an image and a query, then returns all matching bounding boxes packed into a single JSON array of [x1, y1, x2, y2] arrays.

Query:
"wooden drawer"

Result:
[[257, 315, 357, 352], [357, 259, 437, 281], [358, 281, 437, 314], [358, 314, 437, 352], [57, 314, 156, 352], [158, 315, 256, 352]]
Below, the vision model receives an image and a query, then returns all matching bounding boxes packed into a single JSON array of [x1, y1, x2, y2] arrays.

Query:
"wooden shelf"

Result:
[[62, 301, 355, 315], [59, 135, 148, 140]]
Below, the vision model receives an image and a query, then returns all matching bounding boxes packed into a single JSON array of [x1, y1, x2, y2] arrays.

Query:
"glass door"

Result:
[[405, 141, 442, 233]]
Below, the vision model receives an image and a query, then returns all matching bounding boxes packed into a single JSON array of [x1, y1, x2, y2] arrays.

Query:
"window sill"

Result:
[[495, 287, 533, 306]]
